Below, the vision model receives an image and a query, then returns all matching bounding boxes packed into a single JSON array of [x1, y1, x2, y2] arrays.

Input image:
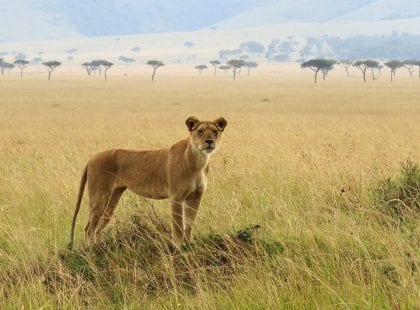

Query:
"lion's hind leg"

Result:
[[85, 178, 119, 246], [95, 187, 126, 238], [85, 192, 110, 246]]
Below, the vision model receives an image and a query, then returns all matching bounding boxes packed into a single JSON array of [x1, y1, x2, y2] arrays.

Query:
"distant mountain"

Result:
[[1, 0, 420, 42], [215, 0, 420, 29], [336, 0, 420, 21], [35, 0, 265, 36]]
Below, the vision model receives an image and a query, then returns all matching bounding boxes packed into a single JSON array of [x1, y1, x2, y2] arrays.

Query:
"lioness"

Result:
[[68, 116, 227, 249]]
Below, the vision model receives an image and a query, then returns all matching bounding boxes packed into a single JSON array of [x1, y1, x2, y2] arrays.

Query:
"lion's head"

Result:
[[185, 116, 227, 155]]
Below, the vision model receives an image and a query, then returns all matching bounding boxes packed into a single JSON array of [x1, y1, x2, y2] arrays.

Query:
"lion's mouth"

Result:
[[202, 146, 215, 153]]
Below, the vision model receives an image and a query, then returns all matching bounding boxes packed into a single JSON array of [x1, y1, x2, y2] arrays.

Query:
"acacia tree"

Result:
[[13, 60, 29, 77], [301, 59, 335, 83], [403, 60, 416, 78], [90, 63, 99, 76], [227, 59, 244, 80], [377, 64, 384, 75], [101, 60, 113, 81], [367, 60, 379, 80], [194, 64, 208, 75], [385, 60, 403, 82], [119, 56, 135, 66], [131, 46, 141, 56], [243, 61, 258, 75], [82, 62, 93, 75], [0, 60, 14, 75], [64, 49, 77, 64], [90, 60, 104, 75], [413, 60, 420, 78], [88, 61, 101, 76], [320, 60, 336, 80], [31, 57, 43, 65], [146, 60, 164, 81], [82, 60, 112, 79], [353, 60, 378, 82], [353, 60, 368, 82], [67, 55, 74, 65], [219, 65, 231, 75], [339, 60, 352, 77], [42, 61, 61, 80], [210, 60, 220, 76], [65, 48, 77, 55]]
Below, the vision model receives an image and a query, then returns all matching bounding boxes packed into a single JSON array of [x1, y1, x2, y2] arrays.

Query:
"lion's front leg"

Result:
[[170, 197, 184, 245], [184, 190, 203, 242]]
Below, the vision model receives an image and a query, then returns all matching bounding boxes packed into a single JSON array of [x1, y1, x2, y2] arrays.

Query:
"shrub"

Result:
[[373, 159, 420, 220]]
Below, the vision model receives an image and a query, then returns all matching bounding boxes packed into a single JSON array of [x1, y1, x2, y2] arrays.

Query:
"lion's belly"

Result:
[[129, 174, 169, 200], [131, 186, 168, 200], [112, 149, 170, 200]]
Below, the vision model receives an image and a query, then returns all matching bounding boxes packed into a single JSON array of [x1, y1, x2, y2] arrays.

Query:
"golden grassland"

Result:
[[0, 66, 419, 308]]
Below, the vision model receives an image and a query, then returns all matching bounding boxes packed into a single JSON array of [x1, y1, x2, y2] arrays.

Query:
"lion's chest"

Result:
[[181, 171, 207, 198], [192, 171, 207, 193]]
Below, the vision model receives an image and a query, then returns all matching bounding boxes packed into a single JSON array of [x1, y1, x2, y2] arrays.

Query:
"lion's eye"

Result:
[[198, 129, 204, 135], [213, 130, 218, 135]]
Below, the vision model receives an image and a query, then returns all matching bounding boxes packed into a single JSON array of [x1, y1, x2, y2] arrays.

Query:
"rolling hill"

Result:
[[0, 0, 261, 41], [0, 2, 81, 41], [1, 0, 420, 61], [215, 0, 373, 28]]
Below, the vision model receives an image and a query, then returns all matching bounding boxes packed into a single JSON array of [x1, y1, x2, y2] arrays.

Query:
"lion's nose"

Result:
[[205, 139, 214, 145]]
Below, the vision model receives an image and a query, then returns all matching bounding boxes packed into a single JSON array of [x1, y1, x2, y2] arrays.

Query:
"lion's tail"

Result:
[[67, 165, 88, 250]]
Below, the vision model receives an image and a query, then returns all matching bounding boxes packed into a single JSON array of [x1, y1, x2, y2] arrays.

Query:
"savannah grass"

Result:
[[0, 68, 419, 308]]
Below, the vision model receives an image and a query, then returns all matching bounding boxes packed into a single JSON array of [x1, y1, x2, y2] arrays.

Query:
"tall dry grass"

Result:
[[0, 68, 419, 308]]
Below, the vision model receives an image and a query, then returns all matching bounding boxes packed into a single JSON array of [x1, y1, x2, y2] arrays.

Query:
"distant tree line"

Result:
[[82, 60, 114, 80], [215, 33, 420, 64], [2, 50, 418, 84], [192, 59, 259, 80], [301, 58, 420, 83]]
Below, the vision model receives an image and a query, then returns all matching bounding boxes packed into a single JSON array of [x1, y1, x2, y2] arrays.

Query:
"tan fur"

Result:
[[68, 116, 227, 249]]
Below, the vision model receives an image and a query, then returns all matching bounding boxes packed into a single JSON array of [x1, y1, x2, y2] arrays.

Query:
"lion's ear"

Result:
[[214, 117, 227, 131], [185, 116, 200, 131]]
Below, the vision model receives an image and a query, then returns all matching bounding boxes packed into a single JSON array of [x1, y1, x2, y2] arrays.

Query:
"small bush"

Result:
[[373, 159, 420, 220]]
